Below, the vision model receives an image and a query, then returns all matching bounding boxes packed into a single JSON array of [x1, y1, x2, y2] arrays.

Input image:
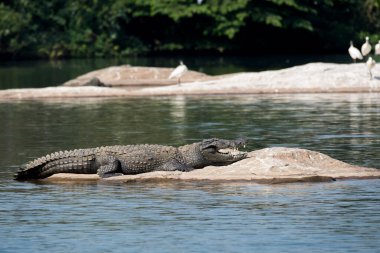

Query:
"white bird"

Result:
[[375, 40, 380, 55], [168, 61, 188, 84], [361, 36, 372, 56], [348, 41, 363, 62], [366, 57, 376, 80]]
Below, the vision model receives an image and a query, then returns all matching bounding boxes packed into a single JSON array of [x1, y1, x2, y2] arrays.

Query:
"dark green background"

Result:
[[1, 0, 379, 59]]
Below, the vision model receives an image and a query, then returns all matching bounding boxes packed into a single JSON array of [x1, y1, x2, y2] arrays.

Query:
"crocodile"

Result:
[[14, 138, 247, 180]]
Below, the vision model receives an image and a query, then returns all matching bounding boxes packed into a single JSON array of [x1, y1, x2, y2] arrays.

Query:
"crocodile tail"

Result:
[[14, 150, 73, 180], [14, 157, 51, 180], [14, 149, 97, 180], [14, 165, 42, 180]]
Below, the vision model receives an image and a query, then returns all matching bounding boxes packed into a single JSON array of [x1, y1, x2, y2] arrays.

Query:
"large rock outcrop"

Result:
[[46, 147, 380, 184], [0, 63, 379, 100], [133, 62, 380, 95], [62, 65, 209, 88]]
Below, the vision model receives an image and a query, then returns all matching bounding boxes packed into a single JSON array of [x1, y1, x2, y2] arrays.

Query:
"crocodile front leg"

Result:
[[96, 157, 123, 178]]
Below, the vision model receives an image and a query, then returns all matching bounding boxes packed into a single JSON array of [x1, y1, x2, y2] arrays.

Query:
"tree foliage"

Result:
[[0, 0, 379, 59]]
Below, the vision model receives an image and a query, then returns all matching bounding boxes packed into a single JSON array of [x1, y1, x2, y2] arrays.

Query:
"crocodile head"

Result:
[[199, 138, 248, 166]]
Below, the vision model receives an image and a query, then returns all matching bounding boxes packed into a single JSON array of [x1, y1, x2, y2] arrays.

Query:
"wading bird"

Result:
[[361, 36, 372, 56], [366, 57, 376, 80], [168, 61, 188, 84], [375, 40, 380, 55], [348, 41, 363, 62]]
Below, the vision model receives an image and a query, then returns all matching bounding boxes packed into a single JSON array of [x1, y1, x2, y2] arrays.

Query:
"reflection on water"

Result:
[[0, 93, 379, 252]]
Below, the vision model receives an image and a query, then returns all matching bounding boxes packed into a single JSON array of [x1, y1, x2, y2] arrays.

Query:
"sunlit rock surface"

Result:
[[133, 63, 380, 95], [0, 86, 130, 100], [62, 65, 209, 87], [46, 147, 380, 184], [1, 63, 379, 100]]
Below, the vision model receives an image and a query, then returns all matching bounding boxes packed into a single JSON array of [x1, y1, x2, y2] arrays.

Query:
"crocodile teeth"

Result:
[[218, 148, 241, 155]]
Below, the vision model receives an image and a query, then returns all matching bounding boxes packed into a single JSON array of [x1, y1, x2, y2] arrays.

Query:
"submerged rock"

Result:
[[47, 147, 380, 184]]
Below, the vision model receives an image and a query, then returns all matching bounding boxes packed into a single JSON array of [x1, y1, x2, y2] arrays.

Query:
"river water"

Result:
[[0, 93, 379, 253], [1, 56, 379, 252]]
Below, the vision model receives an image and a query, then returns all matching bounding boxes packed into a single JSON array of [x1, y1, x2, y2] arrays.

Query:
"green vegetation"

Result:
[[0, 0, 379, 59]]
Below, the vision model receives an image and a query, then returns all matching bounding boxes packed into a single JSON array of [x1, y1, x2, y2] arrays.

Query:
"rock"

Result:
[[0, 86, 130, 100], [132, 63, 380, 95], [46, 147, 380, 184], [82, 77, 106, 87], [1, 63, 379, 100], [62, 65, 209, 88]]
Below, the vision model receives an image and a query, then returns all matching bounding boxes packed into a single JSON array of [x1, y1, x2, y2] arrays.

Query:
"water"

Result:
[[2, 181, 379, 253], [0, 54, 351, 89], [0, 94, 379, 252]]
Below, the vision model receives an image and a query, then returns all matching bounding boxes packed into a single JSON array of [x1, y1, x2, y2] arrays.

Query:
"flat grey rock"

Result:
[[46, 147, 380, 184]]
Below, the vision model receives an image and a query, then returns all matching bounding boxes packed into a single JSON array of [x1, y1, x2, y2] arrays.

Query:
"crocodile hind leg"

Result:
[[160, 159, 194, 172], [97, 159, 124, 178]]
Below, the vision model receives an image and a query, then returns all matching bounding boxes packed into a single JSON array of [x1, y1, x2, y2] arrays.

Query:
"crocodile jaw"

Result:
[[218, 148, 246, 157]]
